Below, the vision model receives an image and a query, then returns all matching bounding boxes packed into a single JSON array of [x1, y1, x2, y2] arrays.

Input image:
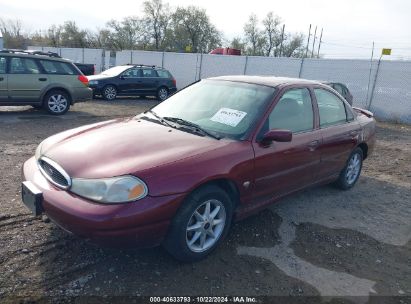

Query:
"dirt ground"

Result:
[[0, 99, 410, 304]]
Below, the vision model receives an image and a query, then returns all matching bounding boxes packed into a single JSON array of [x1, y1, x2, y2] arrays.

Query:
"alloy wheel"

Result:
[[48, 94, 68, 113], [104, 86, 117, 100], [346, 152, 361, 185], [186, 199, 226, 253]]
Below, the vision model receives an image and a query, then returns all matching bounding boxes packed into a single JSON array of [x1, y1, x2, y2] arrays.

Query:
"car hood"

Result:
[[87, 74, 113, 81], [39, 118, 230, 179]]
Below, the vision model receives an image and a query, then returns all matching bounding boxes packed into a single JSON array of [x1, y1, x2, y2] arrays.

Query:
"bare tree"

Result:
[[0, 18, 27, 49], [106, 17, 149, 50], [243, 14, 265, 56], [143, 0, 170, 50], [262, 12, 282, 56]]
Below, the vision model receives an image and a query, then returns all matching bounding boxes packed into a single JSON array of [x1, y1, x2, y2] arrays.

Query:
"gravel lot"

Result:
[[0, 99, 410, 303]]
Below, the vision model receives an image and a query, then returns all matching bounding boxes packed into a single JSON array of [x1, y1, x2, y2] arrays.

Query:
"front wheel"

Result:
[[102, 85, 117, 101], [335, 147, 363, 190], [163, 185, 233, 262], [43, 90, 70, 115]]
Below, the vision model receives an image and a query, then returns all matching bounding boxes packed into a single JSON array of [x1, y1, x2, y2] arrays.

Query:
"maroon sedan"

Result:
[[22, 76, 376, 261]]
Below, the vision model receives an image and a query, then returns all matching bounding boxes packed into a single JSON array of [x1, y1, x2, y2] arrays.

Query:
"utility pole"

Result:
[[311, 26, 317, 58], [317, 28, 323, 58], [365, 41, 375, 107], [304, 24, 311, 58], [279, 24, 285, 57]]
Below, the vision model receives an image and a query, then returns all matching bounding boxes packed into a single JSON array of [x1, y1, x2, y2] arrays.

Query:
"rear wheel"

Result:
[[43, 90, 70, 115], [157, 87, 168, 101], [335, 147, 363, 190], [103, 85, 117, 101], [163, 185, 233, 262]]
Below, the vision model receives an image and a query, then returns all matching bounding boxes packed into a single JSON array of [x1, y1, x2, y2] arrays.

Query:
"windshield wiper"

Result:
[[163, 116, 221, 140], [144, 110, 174, 128]]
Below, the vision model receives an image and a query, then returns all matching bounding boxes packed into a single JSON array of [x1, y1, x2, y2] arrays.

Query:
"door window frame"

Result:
[[9, 56, 42, 75], [312, 85, 355, 129], [252, 85, 319, 143]]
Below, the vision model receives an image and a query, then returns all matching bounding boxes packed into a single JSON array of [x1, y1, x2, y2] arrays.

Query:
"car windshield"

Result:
[[150, 80, 275, 140], [101, 66, 131, 76]]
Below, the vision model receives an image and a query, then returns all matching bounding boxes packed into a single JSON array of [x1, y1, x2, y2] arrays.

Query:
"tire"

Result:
[[335, 147, 363, 190], [163, 185, 233, 262], [102, 85, 117, 101], [43, 90, 71, 115], [157, 87, 168, 101]]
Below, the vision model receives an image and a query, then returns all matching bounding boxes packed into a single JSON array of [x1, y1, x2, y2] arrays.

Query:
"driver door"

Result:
[[118, 68, 142, 94], [251, 87, 322, 203]]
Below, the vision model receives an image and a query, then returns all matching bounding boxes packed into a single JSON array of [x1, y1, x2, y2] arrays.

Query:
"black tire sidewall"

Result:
[[43, 90, 71, 115], [157, 87, 168, 101], [103, 85, 117, 101], [163, 185, 233, 262], [337, 147, 363, 190]]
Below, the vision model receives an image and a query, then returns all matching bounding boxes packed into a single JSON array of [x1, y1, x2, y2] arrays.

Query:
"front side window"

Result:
[[0, 57, 6, 73], [151, 80, 275, 140], [315, 88, 347, 127], [40, 60, 76, 75], [265, 88, 314, 133], [10, 57, 40, 74], [122, 68, 140, 78]]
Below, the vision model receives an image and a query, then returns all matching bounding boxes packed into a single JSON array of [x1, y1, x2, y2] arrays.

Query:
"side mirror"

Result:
[[120, 75, 125, 80], [261, 129, 292, 143]]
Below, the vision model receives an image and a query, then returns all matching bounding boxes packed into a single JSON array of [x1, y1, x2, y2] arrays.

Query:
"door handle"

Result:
[[38, 78, 47, 81], [308, 140, 320, 151]]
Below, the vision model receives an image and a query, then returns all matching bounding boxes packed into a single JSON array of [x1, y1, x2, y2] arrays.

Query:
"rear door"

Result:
[[252, 87, 322, 202], [313, 87, 360, 179], [140, 68, 159, 94], [0, 56, 8, 102], [8, 56, 49, 102]]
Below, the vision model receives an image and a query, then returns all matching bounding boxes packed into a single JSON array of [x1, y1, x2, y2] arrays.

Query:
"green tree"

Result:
[[167, 6, 221, 53], [106, 17, 149, 50], [262, 12, 282, 56]]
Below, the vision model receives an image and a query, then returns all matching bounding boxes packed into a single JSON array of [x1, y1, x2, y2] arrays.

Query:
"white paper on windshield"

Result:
[[210, 108, 247, 127]]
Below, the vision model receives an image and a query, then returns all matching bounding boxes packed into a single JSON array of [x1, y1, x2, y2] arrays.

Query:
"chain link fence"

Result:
[[28, 47, 411, 124]]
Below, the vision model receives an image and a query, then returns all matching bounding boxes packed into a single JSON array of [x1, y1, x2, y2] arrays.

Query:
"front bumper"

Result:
[[22, 157, 184, 247]]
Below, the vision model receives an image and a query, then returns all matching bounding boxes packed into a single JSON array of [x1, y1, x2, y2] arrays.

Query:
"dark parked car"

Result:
[[322, 81, 353, 105], [87, 64, 177, 101], [22, 76, 375, 261]]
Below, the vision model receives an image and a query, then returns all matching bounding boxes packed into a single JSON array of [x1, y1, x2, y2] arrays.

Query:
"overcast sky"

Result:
[[1, 0, 410, 59]]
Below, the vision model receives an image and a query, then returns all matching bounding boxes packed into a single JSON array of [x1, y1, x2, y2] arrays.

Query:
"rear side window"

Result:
[[0, 57, 6, 73], [142, 69, 158, 77], [267, 88, 314, 133], [40, 60, 76, 75], [157, 70, 171, 78], [315, 88, 347, 127], [10, 57, 40, 74]]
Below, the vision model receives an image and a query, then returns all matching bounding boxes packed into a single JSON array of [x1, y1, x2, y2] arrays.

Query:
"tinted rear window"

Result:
[[157, 70, 171, 78], [40, 60, 78, 75]]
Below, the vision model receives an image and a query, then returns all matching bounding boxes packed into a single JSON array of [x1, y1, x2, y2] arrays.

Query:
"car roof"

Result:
[[0, 50, 72, 63], [208, 75, 323, 88]]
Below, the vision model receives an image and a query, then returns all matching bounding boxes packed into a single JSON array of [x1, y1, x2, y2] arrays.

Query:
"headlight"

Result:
[[35, 141, 44, 160], [70, 175, 148, 203], [89, 80, 99, 85]]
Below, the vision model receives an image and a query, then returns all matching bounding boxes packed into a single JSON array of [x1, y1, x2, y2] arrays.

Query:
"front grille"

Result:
[[38, 158, 71, 189]]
